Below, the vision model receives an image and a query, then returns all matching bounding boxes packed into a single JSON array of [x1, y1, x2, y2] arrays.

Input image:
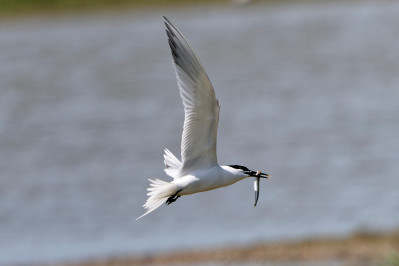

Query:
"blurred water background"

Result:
[[1, 0, 399, 265]]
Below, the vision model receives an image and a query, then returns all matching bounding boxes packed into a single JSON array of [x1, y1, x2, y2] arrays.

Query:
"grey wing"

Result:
[[164, 17, 220, 172]]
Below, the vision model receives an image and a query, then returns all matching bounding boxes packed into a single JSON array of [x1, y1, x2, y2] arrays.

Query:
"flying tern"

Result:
[[137, 17, 270, 219]]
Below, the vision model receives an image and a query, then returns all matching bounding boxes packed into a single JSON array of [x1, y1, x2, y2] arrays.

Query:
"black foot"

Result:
[[166, 189, 182, 205], [166, 195, 180, 205]]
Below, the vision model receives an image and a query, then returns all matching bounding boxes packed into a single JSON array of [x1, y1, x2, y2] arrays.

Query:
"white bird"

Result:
[[137, 17, 270, 220]]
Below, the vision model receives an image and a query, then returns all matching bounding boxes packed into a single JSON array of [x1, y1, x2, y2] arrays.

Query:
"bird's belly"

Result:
[[178, 175, 237, 195]]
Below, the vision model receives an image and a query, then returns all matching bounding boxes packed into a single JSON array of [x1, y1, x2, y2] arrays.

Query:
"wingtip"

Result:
[[163, 16, 171, 25], [163, 17, 173, 37], [163, 16, 178, 36]]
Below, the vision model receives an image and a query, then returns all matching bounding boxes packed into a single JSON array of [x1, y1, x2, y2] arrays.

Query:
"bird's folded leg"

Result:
[[166, 189, 182, 205]]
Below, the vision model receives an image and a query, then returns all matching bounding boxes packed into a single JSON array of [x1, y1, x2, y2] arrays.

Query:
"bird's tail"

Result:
[[137, 178, 179, 220]]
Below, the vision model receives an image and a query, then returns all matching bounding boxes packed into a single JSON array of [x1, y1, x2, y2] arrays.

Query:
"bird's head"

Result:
[[227, 165, 270, 179]]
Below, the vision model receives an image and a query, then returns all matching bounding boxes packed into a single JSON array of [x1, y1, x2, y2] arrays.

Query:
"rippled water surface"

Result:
[[1, 1, 399, 264]]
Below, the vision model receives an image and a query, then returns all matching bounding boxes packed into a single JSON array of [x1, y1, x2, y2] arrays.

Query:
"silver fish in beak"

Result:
[[254, 171, 260, 207], [253, 170, 270, 207], [227, 165, 269, 206]]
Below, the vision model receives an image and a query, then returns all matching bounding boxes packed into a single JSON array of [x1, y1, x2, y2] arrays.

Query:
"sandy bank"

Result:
[[55, 230, 399, 266]]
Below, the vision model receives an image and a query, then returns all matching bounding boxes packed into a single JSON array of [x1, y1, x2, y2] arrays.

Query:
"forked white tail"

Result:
[[137, 178, 179, 220]]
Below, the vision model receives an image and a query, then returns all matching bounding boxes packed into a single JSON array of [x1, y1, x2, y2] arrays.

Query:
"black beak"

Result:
[[258, 172, 270, 178], [249, 171, 270, 178]]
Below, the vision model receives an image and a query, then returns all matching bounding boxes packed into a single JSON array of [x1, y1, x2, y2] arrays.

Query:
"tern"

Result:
[[137, 17, 270, 219]]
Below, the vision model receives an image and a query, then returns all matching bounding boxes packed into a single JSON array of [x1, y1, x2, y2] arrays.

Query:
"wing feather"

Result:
[[164, 17, 220, 172]]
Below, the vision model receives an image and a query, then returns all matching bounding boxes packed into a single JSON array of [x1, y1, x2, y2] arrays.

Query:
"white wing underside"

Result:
[[164, 17, 220, 174]]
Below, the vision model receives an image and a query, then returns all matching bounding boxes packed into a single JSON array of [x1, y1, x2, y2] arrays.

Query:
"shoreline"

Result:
[[57, 230, 399, 266]]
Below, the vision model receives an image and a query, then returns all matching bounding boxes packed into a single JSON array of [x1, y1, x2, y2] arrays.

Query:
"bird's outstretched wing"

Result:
[[164, 17, 220, 172]]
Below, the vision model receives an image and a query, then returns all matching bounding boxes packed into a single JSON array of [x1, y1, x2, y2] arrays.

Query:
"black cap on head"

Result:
[[228, 165, 269, 178]]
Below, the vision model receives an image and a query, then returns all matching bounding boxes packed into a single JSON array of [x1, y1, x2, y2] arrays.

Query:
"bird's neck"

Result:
[[221, 165, 248, 182]]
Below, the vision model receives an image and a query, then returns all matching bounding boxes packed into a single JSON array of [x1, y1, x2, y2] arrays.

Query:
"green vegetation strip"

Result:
[[0, 0, 223, 16]]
